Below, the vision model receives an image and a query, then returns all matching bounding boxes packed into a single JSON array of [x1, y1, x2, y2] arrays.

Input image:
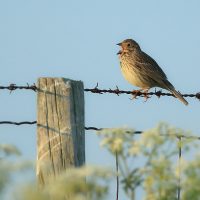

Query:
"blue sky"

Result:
[[0, 0, 200, 199]]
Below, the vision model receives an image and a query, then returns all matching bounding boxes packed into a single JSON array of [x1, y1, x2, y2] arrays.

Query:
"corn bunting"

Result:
[[117, 39, 188, 105]]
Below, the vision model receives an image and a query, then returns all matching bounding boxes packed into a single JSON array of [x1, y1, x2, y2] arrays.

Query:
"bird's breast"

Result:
[[119, 54, 153, 88], [120, 62, 143, 87]]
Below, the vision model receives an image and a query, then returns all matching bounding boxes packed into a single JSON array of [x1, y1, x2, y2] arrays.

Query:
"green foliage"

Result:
[[0, 144, 32, 197], [182, 154, 200, 200], [1, 123, 200, 200], [0, 161, 10, 194], [98, 123, 198, 200], [15, 166, 113, 200], [0, 144, 21, 156]]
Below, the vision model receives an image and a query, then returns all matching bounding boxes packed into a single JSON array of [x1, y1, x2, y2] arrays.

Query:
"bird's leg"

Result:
[[143, 88, 150, 102], [130, 89, 144, 100]]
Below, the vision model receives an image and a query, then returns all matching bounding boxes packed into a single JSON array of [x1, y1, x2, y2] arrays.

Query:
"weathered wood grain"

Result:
[[37, 78, 85, 185]]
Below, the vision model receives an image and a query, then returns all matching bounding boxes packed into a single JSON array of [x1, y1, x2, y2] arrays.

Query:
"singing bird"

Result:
[[117, 39, 188, 105]]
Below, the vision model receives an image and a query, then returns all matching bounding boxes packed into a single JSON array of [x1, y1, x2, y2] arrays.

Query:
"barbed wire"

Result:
[[0, 83, 200, 99], [0, 83, 197, 199], [84, 83, 200, 99], [0, 121, 200, 140], [0, 84, 37, 92]]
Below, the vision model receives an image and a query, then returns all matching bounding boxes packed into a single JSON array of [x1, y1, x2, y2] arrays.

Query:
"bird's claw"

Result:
[[143, 89, 150, 102], [143, 93, 150, 102], [130, 90, 142, 100]]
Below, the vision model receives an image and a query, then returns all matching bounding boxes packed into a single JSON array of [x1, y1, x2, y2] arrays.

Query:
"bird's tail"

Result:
[[163, 80, 188, 106], [169, 88, 188, 106]]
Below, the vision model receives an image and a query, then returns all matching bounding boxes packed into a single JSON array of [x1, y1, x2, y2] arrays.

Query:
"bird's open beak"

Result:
[[117, 50, 122, 55], [117, 42, 122, 46], [117, 42, 122, 55]]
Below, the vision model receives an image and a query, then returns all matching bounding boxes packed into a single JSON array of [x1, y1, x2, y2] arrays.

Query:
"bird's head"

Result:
[[117, 39, 141, 55]]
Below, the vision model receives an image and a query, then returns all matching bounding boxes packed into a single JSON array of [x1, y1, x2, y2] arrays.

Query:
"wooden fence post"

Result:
[[36, 77, 85, 185]]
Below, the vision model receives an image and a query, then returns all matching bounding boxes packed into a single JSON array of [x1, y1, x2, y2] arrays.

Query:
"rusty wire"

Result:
[[0, 83, 200, 100], [84, 83, 200, 100], [0, 83, 199, 199], [0, 83, 37, 92]]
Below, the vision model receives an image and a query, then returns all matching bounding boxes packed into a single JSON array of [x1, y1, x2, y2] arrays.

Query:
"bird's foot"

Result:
[[143, 89, 150, 102], [130, 89, 143, 100]]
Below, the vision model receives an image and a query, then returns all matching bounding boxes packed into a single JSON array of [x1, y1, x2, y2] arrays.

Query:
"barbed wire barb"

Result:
[[0, 83, 37, 92], [84, 83, 200, 100], [0, 83, 199, 100]]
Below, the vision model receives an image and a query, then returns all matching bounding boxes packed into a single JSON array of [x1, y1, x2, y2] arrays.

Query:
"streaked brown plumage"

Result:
[[117, 39, 188, 105]]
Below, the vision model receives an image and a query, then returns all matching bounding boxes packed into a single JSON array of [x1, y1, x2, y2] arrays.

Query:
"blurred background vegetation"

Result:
[[1, 123, 200, 200]]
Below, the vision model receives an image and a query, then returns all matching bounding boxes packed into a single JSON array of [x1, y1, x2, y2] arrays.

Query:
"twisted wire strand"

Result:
[[0, 83, 200, 99], [0, 121, 199, 139]]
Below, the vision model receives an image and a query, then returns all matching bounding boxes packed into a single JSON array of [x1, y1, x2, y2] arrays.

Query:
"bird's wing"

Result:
[[136, 51, 168, 81]]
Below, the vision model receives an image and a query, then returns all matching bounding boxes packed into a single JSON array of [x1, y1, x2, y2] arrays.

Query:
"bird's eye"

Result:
[[127, 43, 131, 47]]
